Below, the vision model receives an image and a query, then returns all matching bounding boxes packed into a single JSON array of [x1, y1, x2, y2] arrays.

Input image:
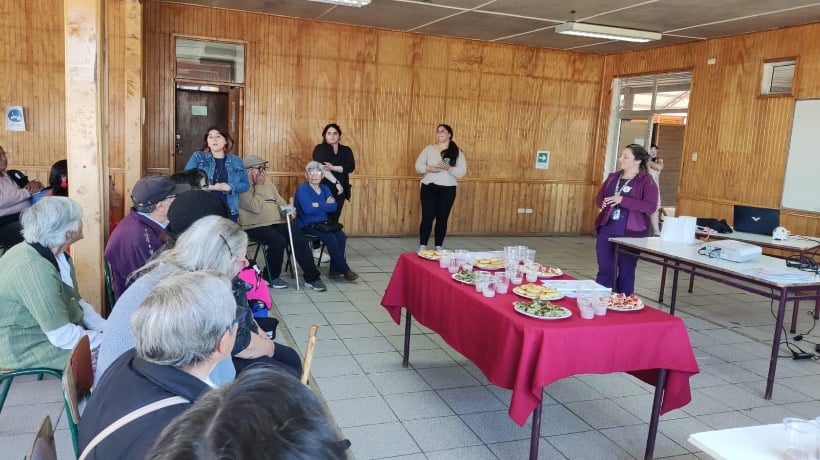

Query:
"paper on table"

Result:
[[739, 268, 815, 283]]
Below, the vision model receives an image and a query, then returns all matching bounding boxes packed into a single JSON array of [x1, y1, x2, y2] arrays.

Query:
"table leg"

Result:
[[529, 401, 542, 460], [644, 368, 668, 460], [659, 259, 667, 303], [669, 261, 680, 316], [790, 299, 800, 334], [687, 266, 695, 293], [766, 289, 789, 399], [403, 311, 412, 368], [612, 245, 620, 291]]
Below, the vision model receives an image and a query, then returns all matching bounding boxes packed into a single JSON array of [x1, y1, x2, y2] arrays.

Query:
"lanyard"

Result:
[[615, 175, 634, 196]]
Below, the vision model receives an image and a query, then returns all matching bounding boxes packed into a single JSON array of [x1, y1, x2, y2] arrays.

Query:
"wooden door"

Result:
[[174, 89, 229, 173], [228, 87, 244, 156]]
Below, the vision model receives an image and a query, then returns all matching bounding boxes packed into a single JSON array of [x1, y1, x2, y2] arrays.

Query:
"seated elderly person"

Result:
[[0, 145, 43, 246], [147, 367, 348, 460], [0, 197, 105, 371], [294, 161, 358, 281], [78, 271, 238, 460], [104, 175, 189, 298], [239, 155, 327, 291]]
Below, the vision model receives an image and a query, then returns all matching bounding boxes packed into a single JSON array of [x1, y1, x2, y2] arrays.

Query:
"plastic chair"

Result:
[[0, 368, 62, 416], [26, 415, 57, 460], [62, 335, 92, 458]]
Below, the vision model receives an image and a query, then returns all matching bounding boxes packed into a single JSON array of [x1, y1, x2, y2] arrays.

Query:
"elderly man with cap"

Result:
[[104, 175, 189, 298], [238, 155, 327, 292]]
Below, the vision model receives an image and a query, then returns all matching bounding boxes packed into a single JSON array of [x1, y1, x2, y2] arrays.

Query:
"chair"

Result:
[[26, 416, 57, 460], [0, 368, 62, 416], [62, 335, 93, 458], [247, 239, 274, 283], [300, 325, 318, 385]]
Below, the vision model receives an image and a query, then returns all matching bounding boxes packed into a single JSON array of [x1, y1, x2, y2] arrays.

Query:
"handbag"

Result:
[[313, 221, 343, 232]]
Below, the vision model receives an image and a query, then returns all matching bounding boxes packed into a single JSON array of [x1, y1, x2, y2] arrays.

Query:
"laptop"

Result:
[[733, 205, 780, 235]]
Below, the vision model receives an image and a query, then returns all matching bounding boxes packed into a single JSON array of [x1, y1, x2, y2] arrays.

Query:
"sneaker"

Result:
[[304, 279, 327, 292], [435, 246, 443, 251], [268, 277, 289, 289], [418, 245, 426, 252], [344, 270, 359, 282]]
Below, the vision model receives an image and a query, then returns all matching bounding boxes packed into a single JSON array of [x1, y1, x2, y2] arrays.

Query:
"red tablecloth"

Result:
[[381, 253, 700, 426]]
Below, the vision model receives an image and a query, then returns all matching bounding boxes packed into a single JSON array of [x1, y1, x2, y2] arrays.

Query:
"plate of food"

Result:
[[417, 249, 443, 260], [512, 284, 564, 300], [513, 299, 572, 320], [473, 257, 505, 270], [607, 293, 645, 312], [534, 266, 563, 278], [451, 270, 476, 285]]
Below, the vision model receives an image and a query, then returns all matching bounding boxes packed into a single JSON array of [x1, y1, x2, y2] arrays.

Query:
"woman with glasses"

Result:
[[96, 215, 301, 386], [414, 124, 467, 251], [312, 123, 355, 223], [295, 161, 358, 281], [184, 126, 249, 222]]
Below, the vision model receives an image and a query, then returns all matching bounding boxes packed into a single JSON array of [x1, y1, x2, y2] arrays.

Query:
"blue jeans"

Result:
[[301, 224, 350, 274]]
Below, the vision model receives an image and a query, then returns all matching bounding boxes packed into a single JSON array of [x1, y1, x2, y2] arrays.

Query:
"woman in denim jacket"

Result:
[[185, 126, 249, 221]]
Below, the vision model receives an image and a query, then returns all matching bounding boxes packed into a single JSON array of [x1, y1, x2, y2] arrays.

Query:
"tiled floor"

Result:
[[2, 235, 819, 459]]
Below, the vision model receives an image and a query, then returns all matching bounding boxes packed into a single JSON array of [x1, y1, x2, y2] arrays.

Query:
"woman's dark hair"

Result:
[[321, 123, 342, 143], [438, 124, 460, 167], [49, 160, 68, 196], [201, 126, 234, 152], [625, 144, 651, 173], [146, 367, 346, 460], [170, 168, 208, 190]]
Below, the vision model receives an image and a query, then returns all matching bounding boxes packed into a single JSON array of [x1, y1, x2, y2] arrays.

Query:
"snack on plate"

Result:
[[452, 269, 476, 284], [536, 266, 563, 277], [474, 257, 505, 269], [418, 249, 442, 260], [512, 283, 562, 299], [513, 299, 572, 319], [607, 293, 644, 311]]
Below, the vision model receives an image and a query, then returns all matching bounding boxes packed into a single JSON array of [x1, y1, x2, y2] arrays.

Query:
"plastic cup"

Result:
[[439, 250, 453, 268], [510, 272, 524, 285], [495, 273, 509, 294], [526, 249, 536, 263], [448, 258, 460, 274], [525, 271, 538, 283], [579, 305, 595, 319], [475, 271, 490, 292], [482, 283, 496, 298], [783, 418, 819, 460]]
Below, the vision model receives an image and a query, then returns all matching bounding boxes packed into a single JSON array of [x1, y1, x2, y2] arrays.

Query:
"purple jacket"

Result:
[[594, 170, 658, 236], [104, 209, 165, 298]]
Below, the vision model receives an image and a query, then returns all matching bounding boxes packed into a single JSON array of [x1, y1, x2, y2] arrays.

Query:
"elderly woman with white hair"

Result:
[[78, 271, 239, 460], [294, 160, 358, 281], [0, 197, 106, 371]]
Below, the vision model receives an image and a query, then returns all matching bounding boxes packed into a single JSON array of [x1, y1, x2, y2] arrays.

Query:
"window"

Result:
[[175, 38, 245, 84], [761, 60, 795, 96]]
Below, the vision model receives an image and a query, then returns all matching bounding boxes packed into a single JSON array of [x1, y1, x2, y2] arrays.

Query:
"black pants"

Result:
[[419, 183, 457, 247], [245, 223, 321, 282], [233, 317, 302, 378], [0, 213, 24, 247]]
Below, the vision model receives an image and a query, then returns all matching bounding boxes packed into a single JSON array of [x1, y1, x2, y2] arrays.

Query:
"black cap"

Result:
[[165, 190, 230, 238]]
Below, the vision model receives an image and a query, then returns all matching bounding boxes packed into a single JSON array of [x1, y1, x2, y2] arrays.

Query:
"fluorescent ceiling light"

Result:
[[309, 0, 371, 7], [555, 22, 661, 43]]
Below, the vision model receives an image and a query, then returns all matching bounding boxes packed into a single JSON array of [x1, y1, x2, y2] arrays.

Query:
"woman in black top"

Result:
[[312, 123, 355, 223]]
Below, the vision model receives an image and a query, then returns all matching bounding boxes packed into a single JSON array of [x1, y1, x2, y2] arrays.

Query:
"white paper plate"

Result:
[[513, 301, 572, 320]]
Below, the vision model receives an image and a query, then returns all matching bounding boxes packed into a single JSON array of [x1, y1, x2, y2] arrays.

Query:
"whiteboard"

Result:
[[782, 99, 820, 213]]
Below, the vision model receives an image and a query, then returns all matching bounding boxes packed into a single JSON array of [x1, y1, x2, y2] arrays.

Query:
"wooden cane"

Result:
[[300, 325, 318, 385]]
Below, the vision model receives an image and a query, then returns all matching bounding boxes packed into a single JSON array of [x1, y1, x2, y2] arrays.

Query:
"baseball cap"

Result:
[[165, 190, 231, 238], [243, 155, 268, 169], [132, 176, 190, 208]]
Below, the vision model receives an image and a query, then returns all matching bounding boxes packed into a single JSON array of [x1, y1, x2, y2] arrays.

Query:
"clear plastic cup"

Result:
[[439, 250, 453, 269], [525, 271, 538, 283], [475, 271, 491, 292], [448, 258, 460, 274], [495, 273, 509, 294], [579, 305, 595, 319], [783, 418, 819, 460], [510, 272, 524, 285], [482, 283, 496, 298], [526, 249, 536, 263]]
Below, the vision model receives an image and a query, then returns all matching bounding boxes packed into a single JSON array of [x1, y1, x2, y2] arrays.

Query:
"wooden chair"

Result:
[[26, 415, 57, 460], [0, 368, 62, 416], [300, 325, 318, 385], [62, 335, 93, 458]]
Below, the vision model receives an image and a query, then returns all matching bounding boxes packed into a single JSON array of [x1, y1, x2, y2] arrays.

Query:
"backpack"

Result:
[[238, 262, 272, 318]]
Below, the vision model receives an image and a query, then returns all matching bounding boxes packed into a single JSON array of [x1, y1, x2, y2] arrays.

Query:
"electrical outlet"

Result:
[[517, 208, 525, 214], [691, 152, 698, 161], [525, 208, 533, 214]]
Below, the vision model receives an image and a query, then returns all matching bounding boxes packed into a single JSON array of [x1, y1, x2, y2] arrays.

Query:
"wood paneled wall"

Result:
[[143, 1, 604, 236], [597, 25, 820, 237]]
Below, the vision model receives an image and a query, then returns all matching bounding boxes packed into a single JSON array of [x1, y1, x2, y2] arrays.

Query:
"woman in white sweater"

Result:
[[414, 124, 467, 251]]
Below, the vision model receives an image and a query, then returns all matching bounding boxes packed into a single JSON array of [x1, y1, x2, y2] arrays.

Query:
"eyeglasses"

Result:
[[250, 166, 268, 172], [219, 234, 236, 258], [163, 194, 177, 201], [308, 170, 323, 175]]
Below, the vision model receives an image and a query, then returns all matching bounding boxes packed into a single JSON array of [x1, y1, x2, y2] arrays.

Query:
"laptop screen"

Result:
[[732, 205, 780, 235]]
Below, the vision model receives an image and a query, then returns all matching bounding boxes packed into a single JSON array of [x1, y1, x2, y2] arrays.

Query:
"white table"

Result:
[[688, 424, 786, 460], [610, 237, 820, 399]]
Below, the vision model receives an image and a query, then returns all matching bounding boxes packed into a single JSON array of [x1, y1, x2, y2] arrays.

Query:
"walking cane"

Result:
[[300, 325, 318, 385], [285, 208, 301, 291]]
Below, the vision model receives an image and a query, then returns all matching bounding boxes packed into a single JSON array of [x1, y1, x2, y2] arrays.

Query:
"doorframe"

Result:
[[170, 34, 247, 173]]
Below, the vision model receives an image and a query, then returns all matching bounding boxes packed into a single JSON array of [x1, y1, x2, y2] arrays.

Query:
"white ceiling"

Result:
[[164, 0, 820, 54]]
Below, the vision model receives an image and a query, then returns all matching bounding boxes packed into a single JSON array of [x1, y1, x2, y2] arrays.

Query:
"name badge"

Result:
[[612, 208, 621, 220], [621, 186, 632, 193]]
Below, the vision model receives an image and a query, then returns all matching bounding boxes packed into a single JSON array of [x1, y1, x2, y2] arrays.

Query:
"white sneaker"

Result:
[[418, 245, 426, 252], [435, 246, 443, 251]]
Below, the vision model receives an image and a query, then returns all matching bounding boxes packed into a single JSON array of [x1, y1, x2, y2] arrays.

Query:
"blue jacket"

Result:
[[294, 182, 337, 229], [185, 151, 249, 215]]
